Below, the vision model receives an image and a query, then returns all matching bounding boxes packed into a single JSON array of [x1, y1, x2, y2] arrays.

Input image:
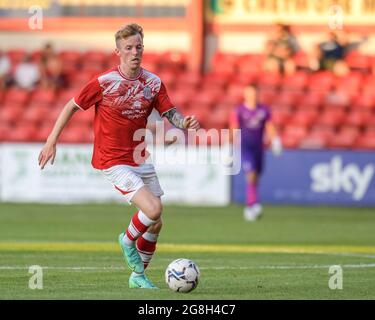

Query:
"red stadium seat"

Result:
[[317, 109, 346, 128], [190, 90, 219, 110], [210, 62, 236, 77], [59, 50, 82, 62], [225, 84, 245, 105], [257, 72, 282, 90], [323, 90, 351, 109], [233, 72, 258, 86], [4, 88, 30, 105], [345, 52, 372, 72], [293, 51, 310, 69], [288, 110, 318, 128], [7, 122, 38, 142], [334, 73, 363, 102], [202, 73, 229, 90], [0, 121, 12, 141], [282, 125, 308, 148], [33, 123, 54, 141], [30, 88, 56, 106], [272, 90, 303, 109], [211, 52, 239, 70], [355, 133, 375, 150], [175, 71, 202, 90], [158, 69, 178, 90], [59, 125, 92, 143], [69, 72, 93, 88], [282, 72, 309, 91], [308, 72, 334, 93], [297, 91, 324, 110], [329, 127, 359, 149], [188, 105, 211, 125], [44, 106, 62, 123], [270, 109, 292, 127], [22, 105, 50, 123], [206, 106, 230, 130], [362, 76, 375, 94], [299, 132, 329, 149], [345, 110, 371, 127], [169, 89, 196, 111], [238, 54, 265, 75], [56, 89, 77, 104], [160, 51, 187, 71], [353, 93, 375, 111], [0, 104, 24, 123], [257, 89, 278, 106], [309, 124, 336, 141], [83, 50, 107, 64]]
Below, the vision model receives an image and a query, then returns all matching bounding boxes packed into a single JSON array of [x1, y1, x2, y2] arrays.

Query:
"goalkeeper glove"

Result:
[[271, 137, 283, 156]]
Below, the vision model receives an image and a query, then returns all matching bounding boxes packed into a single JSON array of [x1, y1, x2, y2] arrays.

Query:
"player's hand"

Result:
[[38, 141, 57, 170], [183, 115, 200, 130], [271, 137, 283, 156]]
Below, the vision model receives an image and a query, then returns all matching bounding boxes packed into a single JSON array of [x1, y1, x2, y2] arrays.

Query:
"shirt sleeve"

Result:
[[154, 82, 174, 116], [73, 78, 103, 110]]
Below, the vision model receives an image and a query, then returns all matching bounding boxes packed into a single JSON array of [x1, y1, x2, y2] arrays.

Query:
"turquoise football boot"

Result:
[[118, 232, 144, 274], [129, 273, 158, 289]]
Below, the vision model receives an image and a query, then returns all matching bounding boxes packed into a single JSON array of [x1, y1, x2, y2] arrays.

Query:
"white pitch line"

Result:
[[1, 263, 375, 270]]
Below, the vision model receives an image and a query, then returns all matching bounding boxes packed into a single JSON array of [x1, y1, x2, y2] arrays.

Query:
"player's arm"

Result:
[[162, 108, 200, 130], [38, 99, 79, 169], [266, 121, 283, 156]]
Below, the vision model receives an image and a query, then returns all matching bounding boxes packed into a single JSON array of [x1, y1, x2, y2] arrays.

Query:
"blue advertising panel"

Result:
[[231, 150, 375, 206]]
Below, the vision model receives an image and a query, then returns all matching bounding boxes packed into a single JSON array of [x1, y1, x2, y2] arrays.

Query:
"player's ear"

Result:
[[114, 47, 121, 57]]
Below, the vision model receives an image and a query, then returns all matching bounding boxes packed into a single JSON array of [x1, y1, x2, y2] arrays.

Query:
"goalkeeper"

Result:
[[230, 84, 282, 221]]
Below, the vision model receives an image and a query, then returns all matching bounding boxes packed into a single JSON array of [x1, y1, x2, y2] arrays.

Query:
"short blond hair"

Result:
[[115, 23, 144, 46]]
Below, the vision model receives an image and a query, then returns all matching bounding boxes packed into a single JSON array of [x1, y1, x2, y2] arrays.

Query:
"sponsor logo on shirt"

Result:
[[143, 86, 152, 100]]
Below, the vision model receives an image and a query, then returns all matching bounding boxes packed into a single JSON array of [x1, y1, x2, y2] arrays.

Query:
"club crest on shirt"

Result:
[[143, 86, 152, 100]]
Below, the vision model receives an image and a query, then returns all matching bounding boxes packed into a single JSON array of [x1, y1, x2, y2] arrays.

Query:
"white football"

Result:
[[165, 258, 200, 293]]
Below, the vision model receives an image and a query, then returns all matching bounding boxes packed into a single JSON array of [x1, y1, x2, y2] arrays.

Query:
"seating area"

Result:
[[0, 49, 374, 149]]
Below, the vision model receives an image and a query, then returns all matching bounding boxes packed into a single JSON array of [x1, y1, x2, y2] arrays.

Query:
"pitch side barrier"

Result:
[[232, 149, 375, 207]]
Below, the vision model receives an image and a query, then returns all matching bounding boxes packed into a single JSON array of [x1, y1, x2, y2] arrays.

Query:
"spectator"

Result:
[[14, 54, 41, 90], [263, 23, 299, 74], [316, 30, 367, 72], [0, 50, 11, 90], [318, 31, 345, 70], [40, 42, 66, 90]]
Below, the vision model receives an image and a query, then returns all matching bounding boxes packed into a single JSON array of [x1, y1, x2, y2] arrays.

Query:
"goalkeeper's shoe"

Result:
[[118, 232, 144, 274], [129, 273, 158, 289]]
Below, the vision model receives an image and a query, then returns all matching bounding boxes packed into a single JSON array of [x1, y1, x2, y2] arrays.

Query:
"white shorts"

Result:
[[102, 163, 164, 204]]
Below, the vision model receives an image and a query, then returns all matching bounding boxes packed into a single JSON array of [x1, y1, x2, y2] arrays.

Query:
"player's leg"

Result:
[[121, 187, 162, 288], [244, 171, 261, 221], [243, 151, 263, 221], [135, 165, 164, 270], [102, 165, 159, 288], [136, 218, 162, 269], [245, 170, 259, 208]]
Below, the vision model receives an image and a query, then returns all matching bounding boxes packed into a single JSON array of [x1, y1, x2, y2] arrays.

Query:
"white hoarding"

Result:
[[0, 144, 230, 205]]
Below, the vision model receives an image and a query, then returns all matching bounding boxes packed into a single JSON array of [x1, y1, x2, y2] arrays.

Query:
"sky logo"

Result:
[[310, 156, 374, 201]]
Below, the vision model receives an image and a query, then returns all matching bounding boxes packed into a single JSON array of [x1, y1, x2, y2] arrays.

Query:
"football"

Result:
[[165, 258, 200, 293]]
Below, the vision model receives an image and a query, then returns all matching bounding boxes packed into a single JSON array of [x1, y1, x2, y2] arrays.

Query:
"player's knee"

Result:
[[146, 199, 163, 221]]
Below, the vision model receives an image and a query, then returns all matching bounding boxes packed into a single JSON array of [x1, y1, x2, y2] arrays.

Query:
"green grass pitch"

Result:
[[0, 203, 374, 299]]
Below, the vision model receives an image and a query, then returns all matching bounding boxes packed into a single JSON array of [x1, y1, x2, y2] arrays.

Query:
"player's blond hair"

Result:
[[115, 23, 144, 47]]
